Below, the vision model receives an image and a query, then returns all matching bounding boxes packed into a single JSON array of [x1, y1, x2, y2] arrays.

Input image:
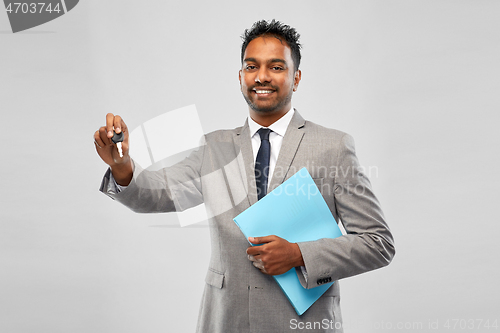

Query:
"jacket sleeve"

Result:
[[296, 133, 395, 289], [99, 144, 205, 214]]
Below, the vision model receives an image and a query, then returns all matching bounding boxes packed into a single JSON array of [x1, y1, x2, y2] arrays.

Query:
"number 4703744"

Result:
[[6, 2, 61, 14], [443, 319, 498, 330]]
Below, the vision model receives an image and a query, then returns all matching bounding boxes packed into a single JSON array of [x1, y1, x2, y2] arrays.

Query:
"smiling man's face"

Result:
[[239, 36, 301, 124]]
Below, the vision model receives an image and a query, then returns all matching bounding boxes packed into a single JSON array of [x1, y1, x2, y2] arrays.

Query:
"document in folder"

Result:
[[233, 167, 342, 315]]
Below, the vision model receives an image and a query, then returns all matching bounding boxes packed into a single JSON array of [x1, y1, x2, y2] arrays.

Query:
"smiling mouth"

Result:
[[252, 88, 275, 95]]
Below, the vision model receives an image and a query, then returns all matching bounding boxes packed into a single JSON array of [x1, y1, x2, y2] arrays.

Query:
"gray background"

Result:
[[1, 1, 499, 332]]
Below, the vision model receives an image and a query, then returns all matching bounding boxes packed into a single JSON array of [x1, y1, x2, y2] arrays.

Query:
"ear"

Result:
[[239, 70, 242, 88], [293, 69, 302, 91]]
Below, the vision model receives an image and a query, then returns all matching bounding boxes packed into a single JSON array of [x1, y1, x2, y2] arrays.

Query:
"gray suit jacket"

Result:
[[100, 110, 395, 333]]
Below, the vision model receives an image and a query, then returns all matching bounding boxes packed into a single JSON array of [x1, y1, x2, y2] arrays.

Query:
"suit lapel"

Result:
[[232, 111, 306, 207], [233, 120, 259, 206], [268, 110, 306, 192]]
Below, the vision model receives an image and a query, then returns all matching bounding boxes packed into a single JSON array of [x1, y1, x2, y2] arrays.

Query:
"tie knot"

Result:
[[257, 128, 272, 141]]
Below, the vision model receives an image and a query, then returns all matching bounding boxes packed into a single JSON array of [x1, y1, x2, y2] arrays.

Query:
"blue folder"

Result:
[[233, 168, 342, 315]]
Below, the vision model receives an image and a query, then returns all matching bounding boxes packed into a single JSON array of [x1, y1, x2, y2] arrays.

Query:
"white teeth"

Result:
[[255, 90, 273, 94]]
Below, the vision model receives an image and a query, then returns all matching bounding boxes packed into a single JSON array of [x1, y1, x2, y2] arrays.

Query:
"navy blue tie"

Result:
[[255, 128, 272, 200]]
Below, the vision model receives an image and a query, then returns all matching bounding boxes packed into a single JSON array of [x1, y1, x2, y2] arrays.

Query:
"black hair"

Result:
[[241, 19, 302, 72]]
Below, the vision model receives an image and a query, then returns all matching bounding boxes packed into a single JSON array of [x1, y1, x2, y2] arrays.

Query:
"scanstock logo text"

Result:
[[3, 0, 79, 33]]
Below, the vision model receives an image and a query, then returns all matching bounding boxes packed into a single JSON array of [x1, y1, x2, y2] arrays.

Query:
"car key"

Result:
[[111, 131, 124, 157]]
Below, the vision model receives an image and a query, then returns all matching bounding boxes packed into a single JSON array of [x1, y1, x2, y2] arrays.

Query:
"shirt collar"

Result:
[[248, 107, 295, 138]]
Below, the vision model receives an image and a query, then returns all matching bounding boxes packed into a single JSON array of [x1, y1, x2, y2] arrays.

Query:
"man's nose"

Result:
[[255, 67, 271, 84]]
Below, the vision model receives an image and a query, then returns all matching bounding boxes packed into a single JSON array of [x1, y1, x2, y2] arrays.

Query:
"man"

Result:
[[94, 20, 395, 333]]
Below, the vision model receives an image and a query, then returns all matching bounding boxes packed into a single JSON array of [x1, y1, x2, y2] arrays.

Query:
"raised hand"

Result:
[[94, 113, 133, 185]]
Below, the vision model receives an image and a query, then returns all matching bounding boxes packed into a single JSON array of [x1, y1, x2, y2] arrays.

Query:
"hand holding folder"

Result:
[[233, 168, 343, 315], [247, 235, 305, 276]]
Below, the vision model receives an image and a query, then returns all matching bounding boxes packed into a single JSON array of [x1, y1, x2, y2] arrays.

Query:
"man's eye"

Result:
[[246, 65, 257, 70], [272, 66, 284, 71]]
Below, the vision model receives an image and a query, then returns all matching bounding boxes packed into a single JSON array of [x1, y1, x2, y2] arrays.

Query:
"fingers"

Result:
[[252, 260, 266, 272], [106, 113, 115, 138], [102, 113, 128, 139], [247, 254, 260, 262], [249, 235, 277, 244], [249, 237, 259, 244], [248, 254, 266, 273], [246, 236, 272, 255], [105, 113, 128, 141], [105, 113, 125, 138], [94, 130, 105, 148], [98, 126, 112, 146], [246, 245, 261, 256], [114, 115, 123, 134]]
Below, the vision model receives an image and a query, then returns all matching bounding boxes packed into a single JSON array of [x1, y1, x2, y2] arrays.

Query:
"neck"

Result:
[[249, 107, 290, 127]]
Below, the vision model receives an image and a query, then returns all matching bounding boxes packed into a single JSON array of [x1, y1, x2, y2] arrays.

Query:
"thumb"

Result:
[[249, 235, 275, 244], [248, 237, 259, 244]]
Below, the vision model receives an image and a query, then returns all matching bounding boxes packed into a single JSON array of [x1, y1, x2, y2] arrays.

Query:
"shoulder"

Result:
[[301, 119, 354, 148], [204, 126, 243, 142], [292, 110, 352, 143]]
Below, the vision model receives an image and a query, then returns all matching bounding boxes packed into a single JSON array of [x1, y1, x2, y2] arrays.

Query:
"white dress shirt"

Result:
[[247, 108, 308, 280], [247, 107, 295, 190]]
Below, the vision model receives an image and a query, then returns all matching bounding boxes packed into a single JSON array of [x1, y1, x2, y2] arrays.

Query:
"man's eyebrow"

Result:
[[269, 58, 287, 64], [243, 57, 258, 63], [243, 58, 288, 65]]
